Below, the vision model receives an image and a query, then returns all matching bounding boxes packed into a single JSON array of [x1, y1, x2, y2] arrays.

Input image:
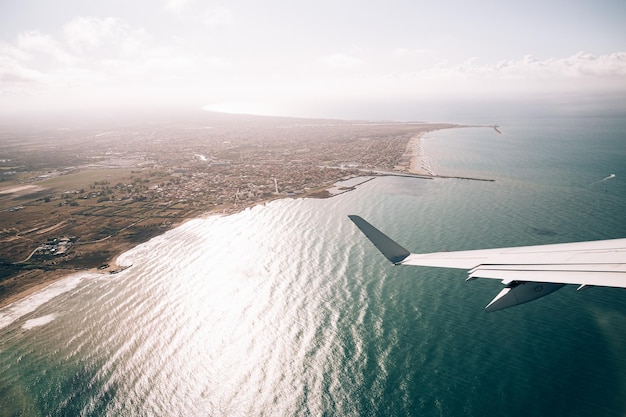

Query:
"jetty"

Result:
[[358, 169, 495, 183]]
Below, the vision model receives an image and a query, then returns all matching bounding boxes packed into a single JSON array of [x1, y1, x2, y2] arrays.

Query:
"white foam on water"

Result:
[[0, 272, 93, 330], [22, 313, 57, 330]]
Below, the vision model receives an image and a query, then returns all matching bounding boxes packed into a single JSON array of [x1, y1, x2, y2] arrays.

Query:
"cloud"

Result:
[[0, 41, 30, 61], [0, 55, 45, 84], [0, 14, 238, 112], [1, 9, 625, 118], [564, 52, 626, 77], [17, 31, 74, 65], [289, 51, 626, 109], [399, 52, 626, 89], [63, 16, 148, 57]]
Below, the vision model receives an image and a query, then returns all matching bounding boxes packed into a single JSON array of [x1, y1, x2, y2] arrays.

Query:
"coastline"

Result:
[[404, 132, 435, 176], [0, 181, 350, 310], [0, 269, 75, 310], [0, 123, 492, 311]]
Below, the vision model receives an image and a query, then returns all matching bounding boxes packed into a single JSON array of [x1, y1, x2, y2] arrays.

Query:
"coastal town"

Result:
[[0, 111, 460, 305]]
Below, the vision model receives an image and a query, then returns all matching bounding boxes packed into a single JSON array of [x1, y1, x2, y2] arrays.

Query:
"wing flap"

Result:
[[485, 282, 565, 312], [470, 263, 626, 272], [469, 267, 626, 288]]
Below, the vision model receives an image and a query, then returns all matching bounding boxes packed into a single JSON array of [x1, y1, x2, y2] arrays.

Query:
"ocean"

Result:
[[1, 113, 625, 416]]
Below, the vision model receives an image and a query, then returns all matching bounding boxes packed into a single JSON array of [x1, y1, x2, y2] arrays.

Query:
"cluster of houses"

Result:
[[34, 237, 76, 257]]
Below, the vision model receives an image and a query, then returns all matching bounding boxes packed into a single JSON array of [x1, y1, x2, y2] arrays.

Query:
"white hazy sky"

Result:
[[1, 0, 625, 119]]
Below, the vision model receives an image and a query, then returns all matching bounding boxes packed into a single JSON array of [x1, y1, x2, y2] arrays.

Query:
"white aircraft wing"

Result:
[[348, 215, 626, 312]]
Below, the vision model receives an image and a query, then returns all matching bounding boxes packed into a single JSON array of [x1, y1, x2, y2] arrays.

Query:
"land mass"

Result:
[[0, 110, 485, 307]]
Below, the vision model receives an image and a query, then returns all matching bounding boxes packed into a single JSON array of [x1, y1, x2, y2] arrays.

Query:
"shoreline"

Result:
[[0, 181, 348, 310], [405, 132, 435, 176], [0, 123, 496, 311]]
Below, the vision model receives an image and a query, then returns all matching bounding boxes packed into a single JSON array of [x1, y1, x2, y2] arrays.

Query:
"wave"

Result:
[[0, 272, 95, 330], [22, 313, 57, 330]]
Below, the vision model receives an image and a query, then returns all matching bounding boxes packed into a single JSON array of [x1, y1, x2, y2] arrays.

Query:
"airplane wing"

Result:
[[348, 215, 626, 312]]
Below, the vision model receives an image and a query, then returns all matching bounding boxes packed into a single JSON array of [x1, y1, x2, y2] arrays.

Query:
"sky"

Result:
[[1, 0, 625, 120]]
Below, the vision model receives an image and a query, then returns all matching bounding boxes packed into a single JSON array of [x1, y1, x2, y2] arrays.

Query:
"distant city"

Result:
[[0, 111, 456, 305]]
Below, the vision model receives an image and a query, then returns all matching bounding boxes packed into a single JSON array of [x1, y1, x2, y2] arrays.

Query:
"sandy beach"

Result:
[[403, 133, 435, 176]]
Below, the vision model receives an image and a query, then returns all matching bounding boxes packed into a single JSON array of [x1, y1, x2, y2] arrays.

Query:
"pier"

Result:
[[357, 169, 495, 183]]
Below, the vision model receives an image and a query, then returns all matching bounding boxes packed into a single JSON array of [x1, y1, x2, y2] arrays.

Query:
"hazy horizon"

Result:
[[1, 1, 625, 120]]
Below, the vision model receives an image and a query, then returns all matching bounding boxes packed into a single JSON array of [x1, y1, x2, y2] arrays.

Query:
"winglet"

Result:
[[348, 215, 411, 264]]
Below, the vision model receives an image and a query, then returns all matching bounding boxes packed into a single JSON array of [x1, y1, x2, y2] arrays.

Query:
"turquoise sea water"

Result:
[[1, 114, 625, 416]]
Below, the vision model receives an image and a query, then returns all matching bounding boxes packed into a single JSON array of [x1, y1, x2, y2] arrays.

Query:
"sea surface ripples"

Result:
[[1, 116, 626, 416]]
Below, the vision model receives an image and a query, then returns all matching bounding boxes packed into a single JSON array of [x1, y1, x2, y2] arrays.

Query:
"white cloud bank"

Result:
[[0, 14, 625, 117], [63, 16, 148, 56], [386, 52, 626, 99]]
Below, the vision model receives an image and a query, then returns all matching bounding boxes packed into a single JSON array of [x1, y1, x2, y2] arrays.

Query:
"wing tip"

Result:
[[348, 215, 411, 264]]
